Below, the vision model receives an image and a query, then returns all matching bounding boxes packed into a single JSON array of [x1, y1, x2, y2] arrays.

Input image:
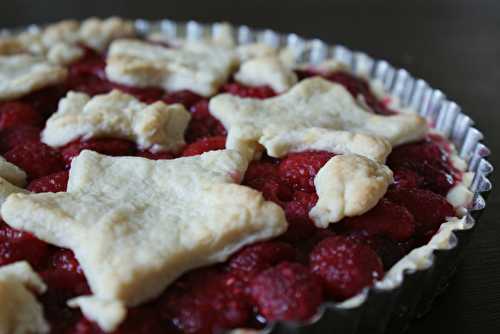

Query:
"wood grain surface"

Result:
[[1, 0, 498, 332]]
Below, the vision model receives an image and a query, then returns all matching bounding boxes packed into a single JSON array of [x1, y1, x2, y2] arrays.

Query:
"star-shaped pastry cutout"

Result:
[[42, 90, 191, 152], [106, 39, 238, 97], [0, 54, 67, 101], [209, 77, 428, 159], [1, 149, 286, 331], [0, 261, 49, 334], [0, 155, 28, 206]]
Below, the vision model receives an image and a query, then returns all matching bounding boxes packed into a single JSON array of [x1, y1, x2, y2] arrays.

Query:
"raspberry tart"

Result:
[[0, 18, 491, 334]]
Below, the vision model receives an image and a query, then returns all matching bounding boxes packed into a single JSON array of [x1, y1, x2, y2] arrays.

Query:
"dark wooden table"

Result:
[[1, 0, 499, 332]]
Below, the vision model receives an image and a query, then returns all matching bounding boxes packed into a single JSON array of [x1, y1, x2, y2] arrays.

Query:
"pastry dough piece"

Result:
[[106, 39, 238, 96], [78, 17, 135, 51], [259, 127, 391, 163], [0, 18, 134, 65], [310, 154, 393, 227], [46, 42, 84, 65], [42, 90, 191, 152], [0, 178, 28, 209], [236, 43, 279, 62], [0, 54, 67, 101], [234, 57, 298, 93], [0, 262, 49, 334], [210, 77, 427, 159], [0, 156, 26, 187], [1, 150, 287, 332]]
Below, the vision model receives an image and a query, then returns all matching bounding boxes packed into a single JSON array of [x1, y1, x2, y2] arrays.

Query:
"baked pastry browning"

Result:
[[0, 19, 478, 334]]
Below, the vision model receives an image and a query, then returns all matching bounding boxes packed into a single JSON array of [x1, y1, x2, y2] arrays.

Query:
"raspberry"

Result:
[[22, 85, 67, 117], [0, 221, 50, 270], [221, 83, 276, 99], [249, 262, 323, 321], [69, 318, 104, 334], [161, 268, 251, 333], [69, 47, 107, 78], [115, 306, 168, 334], [388, 139, 447, 169], [65, 49, 113, 96], [345, 233, 412, 270], [323, 71, 396, 115], [0, 126, 40, 153], [61, 138, 136, 166], [49, 248, 83, 274], [338, 198, 416, 241], [244, 177, 293, 205], [386, 188, 455, 239], [181, 136, 226, 157], [296, 228, 337, 258], [4, 141, 65, 180], [71, 305, 168, 334], [392, 168, 425, 189], [387, 139, 457, 195], [0, 102, 44, 130], [227, 241, 297, 279], [310, 236, 383, 300], [135, 150, 175, 160], [163, 90, 203, 108], [40, 268, 91, 300], [42, 247, 90, 299], [282, 191, 318, 241], [278, 151, 335, 192], [185, 100, 226, 142], [68, 75, 113, 96], [417, 163, 455, 195], [40, 249, 91, 332], [27, 171, 69, 193], [243, 161, 279, 181]]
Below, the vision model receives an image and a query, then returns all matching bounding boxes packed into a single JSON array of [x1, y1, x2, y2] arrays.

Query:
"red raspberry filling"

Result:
[[221, 82, 276, 99], [227, 241, 298, 280], [185, 100, 227, 142], [386, 188, 455, 241], [135, 150, 175, 160], [249, 262, 324, 321], [163, 90, 204, 109], [0, 102, 44, 130], [310, 236, 383, 300], [337, 198, 416, 242], [282, 191, 319, 242], [0, 126, 41, 153], [278, 151, 335, 192], [161, 268, 252, 333], [388, 138, 459, 195], [27, 171, 69, 193], [0, 222, 50, 270], [21, 85, 68, 118], [60, 138, 137, 166], [4, 141, 65, 180], [0, 45, 465, 333], [181, 136, 226, 157]]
